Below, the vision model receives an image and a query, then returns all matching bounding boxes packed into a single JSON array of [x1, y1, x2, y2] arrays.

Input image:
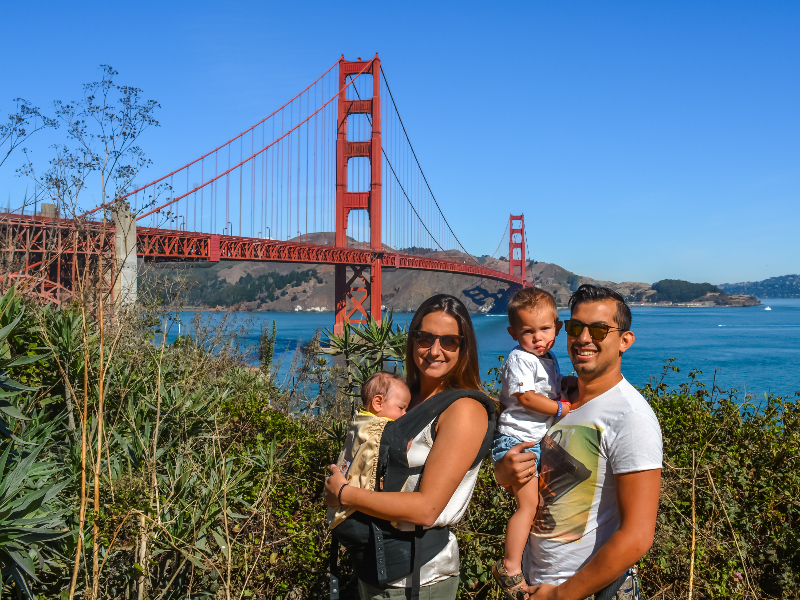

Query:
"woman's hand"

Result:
[[324, 464, 347, 507], [493, 441, 539, 487]]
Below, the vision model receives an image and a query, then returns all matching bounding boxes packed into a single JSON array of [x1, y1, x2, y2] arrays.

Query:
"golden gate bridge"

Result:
[[1, 55, 529, 333]]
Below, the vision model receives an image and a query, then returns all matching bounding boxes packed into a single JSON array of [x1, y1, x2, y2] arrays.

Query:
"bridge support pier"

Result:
[[112, 201, 137, 307], [334, 54, 382, 335]]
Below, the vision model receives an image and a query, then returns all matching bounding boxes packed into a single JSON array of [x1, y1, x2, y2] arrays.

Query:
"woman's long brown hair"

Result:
[[405, 294, 483, 394]]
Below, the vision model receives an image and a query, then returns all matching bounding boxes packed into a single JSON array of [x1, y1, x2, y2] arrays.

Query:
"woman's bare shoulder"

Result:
[[440, 395, 489, 426]]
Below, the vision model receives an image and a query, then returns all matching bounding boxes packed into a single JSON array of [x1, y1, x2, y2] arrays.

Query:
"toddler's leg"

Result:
[[503, 473, 540, 576]]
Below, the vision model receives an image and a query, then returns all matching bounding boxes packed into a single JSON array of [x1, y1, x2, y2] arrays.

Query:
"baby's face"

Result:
[[508, 307, 561, 357], [372, 382, 411, 420]]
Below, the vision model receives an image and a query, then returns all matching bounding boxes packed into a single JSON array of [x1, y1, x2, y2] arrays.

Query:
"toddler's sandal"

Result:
[[491, 559, 527, 600]]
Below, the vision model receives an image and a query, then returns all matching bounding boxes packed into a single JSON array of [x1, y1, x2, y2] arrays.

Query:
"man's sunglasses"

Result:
[[411, 330, 463, 352], [564, 319, 627, 341]]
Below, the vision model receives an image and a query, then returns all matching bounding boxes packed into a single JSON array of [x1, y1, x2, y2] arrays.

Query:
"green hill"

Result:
[[651, 279, 722, 303], [719, 274, 800, 298]]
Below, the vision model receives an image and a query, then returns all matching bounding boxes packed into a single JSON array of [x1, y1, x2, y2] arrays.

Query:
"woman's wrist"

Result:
[[338, 483, 348, 506]]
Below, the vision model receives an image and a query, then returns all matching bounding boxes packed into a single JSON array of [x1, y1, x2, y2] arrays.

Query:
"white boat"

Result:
[[765, 306, 772, 311]]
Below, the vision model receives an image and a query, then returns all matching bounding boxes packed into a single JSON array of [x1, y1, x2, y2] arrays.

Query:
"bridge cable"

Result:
[[348, 72, 469, 265], [346, 75, 460, 262], [379, 67, 482, 267]]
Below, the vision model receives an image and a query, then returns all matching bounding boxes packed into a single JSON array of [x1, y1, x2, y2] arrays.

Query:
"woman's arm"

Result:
[[324, 397, 488, 527]]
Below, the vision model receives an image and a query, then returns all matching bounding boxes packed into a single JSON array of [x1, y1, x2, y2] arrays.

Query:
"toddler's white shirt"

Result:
[[497, 346, 562, 443]]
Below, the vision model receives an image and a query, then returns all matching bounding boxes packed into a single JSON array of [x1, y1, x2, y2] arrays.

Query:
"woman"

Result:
[[324, 294, 492, 599]]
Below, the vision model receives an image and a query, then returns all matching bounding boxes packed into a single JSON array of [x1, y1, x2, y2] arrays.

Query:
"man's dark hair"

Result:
[[568, 284, 632, 331]]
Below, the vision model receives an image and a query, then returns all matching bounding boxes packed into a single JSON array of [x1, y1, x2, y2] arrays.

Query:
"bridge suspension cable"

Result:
[[379, 67, 481, 266]]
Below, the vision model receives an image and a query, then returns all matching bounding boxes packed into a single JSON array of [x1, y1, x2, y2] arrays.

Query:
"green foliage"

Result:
[[652, 279, 722, 303], [141, 266, 319, 307], [1, 287, 797, 598], [323, 312, 407, 412], [720, 274, 800, 299], [638, 361, 800, 599]]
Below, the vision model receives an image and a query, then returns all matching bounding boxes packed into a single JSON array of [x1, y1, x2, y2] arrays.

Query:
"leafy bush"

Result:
[[652, 279, 722, 303]]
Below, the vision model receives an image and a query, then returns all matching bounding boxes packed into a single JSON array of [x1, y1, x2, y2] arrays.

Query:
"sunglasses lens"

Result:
[[440, 336, 461, 351], [413, 331, 434, 348], [565, 321, 583, 337], [588, 326, 609, 341]]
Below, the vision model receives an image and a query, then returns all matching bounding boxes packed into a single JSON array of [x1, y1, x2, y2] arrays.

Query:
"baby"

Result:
[[491, 288, 576, 597], [327, 371, 411, 529]]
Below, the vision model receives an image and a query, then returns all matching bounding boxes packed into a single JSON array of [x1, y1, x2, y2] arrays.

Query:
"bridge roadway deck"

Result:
[[137, 227, 525, 286]]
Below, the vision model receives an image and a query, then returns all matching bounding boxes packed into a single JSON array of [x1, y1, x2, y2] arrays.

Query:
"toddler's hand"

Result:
[[561, 401, 572, 416]]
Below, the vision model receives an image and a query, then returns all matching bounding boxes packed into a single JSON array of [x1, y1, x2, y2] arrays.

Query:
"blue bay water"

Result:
[[166, 298, 800, 399]]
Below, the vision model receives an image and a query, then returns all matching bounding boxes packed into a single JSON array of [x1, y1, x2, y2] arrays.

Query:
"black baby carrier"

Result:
[[329, 388, 496, 599]]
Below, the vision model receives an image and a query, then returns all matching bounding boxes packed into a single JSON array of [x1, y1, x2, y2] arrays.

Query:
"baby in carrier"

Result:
[[327, 371, 411, 529]]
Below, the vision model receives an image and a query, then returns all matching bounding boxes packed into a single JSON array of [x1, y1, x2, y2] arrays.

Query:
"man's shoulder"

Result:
[[611, 378, 658, 421]]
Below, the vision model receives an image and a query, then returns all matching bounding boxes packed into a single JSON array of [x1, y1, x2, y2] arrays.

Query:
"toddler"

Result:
[[491, 288, 576, 598], [327, 371, 411, 529]]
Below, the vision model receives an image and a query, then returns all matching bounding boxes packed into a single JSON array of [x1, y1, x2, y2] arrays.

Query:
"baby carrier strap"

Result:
[[379, 388, 496, 492], [394, 388, 495, 450], [329, 388, 496, 599]]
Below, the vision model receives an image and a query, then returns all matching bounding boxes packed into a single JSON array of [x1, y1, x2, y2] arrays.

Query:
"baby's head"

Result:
[[361, 371, 411, 420], [507, 288, 562, 357]]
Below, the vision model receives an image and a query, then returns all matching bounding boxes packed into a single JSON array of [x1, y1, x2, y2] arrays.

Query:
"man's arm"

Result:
[[526, 469, 661, 600]]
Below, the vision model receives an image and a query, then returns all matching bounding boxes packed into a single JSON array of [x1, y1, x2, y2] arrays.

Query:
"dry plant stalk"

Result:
[[688, 448, 696, 600], [705, 465, 757, 599]]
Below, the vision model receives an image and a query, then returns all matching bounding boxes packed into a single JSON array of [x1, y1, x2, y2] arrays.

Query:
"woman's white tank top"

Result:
[[387, 416, 483, 588]]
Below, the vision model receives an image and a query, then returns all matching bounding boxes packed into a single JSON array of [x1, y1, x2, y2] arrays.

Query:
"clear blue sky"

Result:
[[3, 1, 798, 285]]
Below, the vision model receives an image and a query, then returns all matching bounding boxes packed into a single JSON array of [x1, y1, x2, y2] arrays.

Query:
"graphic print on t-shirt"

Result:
[[532, 423, 603, 541]]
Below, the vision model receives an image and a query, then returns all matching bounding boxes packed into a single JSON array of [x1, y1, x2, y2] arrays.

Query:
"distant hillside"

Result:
[[137, 233, 760, 312], [720, 274, 800, 298]]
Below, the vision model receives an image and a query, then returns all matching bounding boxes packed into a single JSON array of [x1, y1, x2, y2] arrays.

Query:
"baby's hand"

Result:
[[561, 401, 572, 416]]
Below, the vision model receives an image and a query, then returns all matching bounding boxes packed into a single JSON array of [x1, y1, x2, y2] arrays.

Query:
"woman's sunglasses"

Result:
[[564, 319, 627, 341], [411, 330, 463, 352]]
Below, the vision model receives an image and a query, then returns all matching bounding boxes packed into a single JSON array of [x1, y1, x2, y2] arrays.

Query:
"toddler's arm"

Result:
[[514, 391, 570, 416]]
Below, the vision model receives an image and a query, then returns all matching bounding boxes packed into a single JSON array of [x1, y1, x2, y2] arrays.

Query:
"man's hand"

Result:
[[493, 441, 539, 487], [525, 583, 560, 600]]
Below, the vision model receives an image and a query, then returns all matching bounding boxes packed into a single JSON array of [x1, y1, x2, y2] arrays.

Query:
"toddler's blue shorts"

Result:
[[491, 432, 541, 469]]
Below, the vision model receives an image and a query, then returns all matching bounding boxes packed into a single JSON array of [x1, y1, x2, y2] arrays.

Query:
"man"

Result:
[[494, 285, 662, 600]]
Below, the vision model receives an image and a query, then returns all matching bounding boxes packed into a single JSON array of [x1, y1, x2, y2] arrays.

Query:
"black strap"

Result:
[[394, 389, 495, 446], [329, 537, 340, 599], [411, 525, 423, 600], [373, 522, 388, 585]]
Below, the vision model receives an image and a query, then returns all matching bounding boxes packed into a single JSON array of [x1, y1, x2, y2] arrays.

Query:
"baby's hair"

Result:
[[361, 371, 407, 410], [507, 287, 560, 328]]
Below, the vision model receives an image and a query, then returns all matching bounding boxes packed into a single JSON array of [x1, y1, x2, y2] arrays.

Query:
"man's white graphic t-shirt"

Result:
[[497, 347, 562, 443], [523, 378, 663, 585]]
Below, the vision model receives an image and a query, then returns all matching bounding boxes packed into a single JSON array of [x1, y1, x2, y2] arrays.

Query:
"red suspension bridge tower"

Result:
[[509, 214, 527, 285], [334, 55, 382, 335]]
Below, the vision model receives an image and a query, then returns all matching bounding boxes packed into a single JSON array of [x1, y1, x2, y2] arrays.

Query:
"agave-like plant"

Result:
[[0, 290, 69, 597], [0, 443, 70, 598], [323, 314, 408, 408]]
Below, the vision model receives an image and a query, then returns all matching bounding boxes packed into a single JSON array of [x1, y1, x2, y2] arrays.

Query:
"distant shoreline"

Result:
[[168, 301, 764, 314]]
